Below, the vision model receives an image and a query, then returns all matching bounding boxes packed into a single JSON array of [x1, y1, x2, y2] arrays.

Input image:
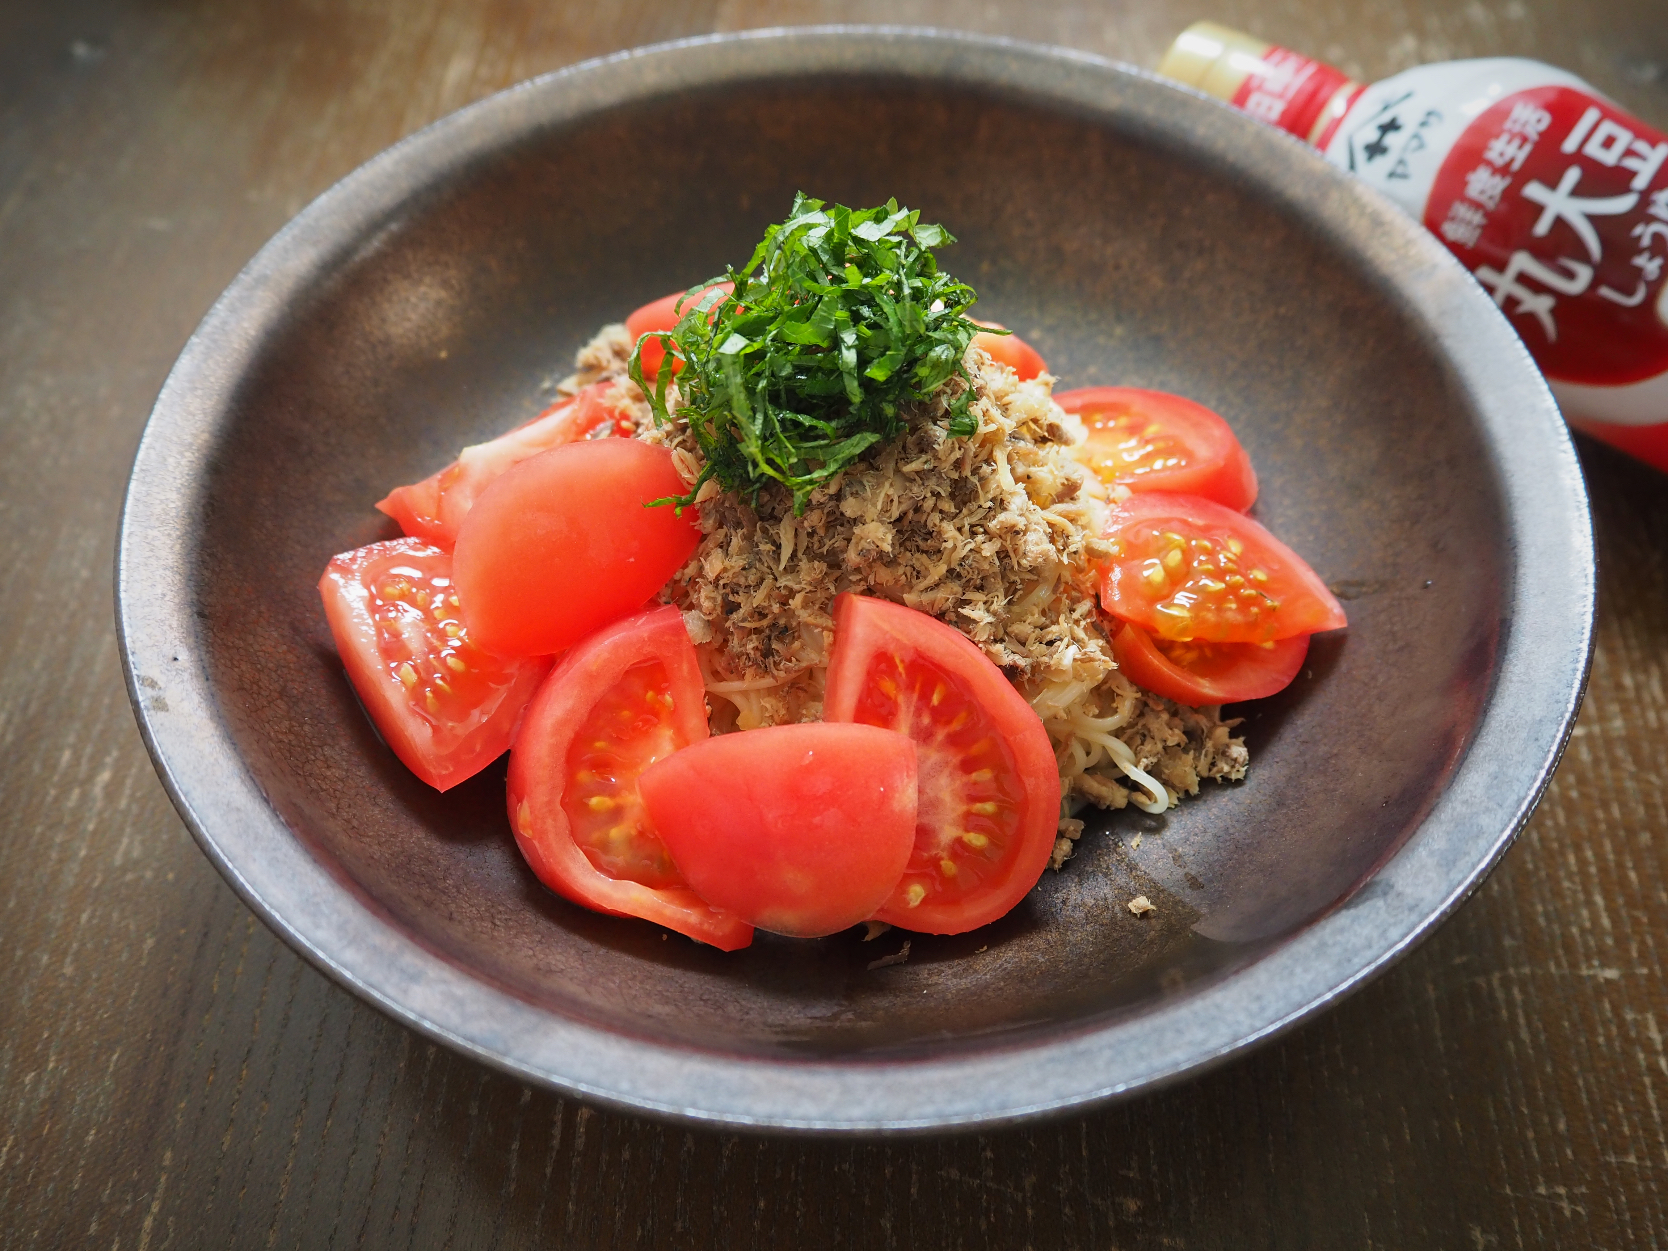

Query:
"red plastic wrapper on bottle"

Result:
[[1161, 22, 1668, 474]]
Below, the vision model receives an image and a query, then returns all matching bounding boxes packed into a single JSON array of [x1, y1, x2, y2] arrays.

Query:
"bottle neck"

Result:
[[1158, 22, 1366, 150]]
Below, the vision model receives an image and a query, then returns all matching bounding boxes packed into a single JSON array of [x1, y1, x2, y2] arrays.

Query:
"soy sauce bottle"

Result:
[[1161, 21, 1668, 473]]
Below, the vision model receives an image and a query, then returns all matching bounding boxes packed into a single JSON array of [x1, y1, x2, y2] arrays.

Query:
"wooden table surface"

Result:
[[4, 0, 1667, 1246]]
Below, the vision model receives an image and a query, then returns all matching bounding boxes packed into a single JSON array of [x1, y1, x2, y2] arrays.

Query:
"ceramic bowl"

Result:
[[117, 28, 1593, 1132]]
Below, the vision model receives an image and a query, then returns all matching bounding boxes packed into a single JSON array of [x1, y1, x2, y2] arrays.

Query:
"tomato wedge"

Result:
[[375, 381, 637, 550], [971, 319, 1048, 381], [639, 723, 918, 938], [318, 538, 553, 791], [823, 594, 1060, 935], [452, 438, 700, 658], [626, 283, 733, 382], [1111, 621, 1309, 707], [1100, 492, 1346, 643], [506, 605, 753, 950], [1056, 387, 1258, 511]]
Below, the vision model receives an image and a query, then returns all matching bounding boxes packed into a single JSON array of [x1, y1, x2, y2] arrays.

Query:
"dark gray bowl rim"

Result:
[[116, 26, 1594, 1134]]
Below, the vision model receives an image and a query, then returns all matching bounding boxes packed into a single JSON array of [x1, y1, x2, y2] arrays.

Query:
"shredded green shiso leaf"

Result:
[[629, 193, 994, 514]]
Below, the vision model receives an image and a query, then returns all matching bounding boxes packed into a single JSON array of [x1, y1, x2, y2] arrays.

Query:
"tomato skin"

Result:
[[970, 319, 1048, 381], [506, 605, 753, 950], [638, 723, 918, 938], [452, 438, 700, 658], [318, 538, 553, 791], [823, 594, 1060, 935], [1100, 492, 1347, 643], [1111, 621, 1309, 707], [1056, 387, 1258, 511], [626, 283, 734, 382], [376, 381, 636, 549]]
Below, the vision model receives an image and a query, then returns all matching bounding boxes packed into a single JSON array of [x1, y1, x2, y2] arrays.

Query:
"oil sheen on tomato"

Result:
[[368, 557, 523, 734], [1080, 406, 1191, 481], [1114, 521, 1281, 641]]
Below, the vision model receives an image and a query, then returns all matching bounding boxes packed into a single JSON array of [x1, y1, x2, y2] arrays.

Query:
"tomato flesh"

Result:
[[824, 595, 1060, 935], [971, 319, 1048, 381], [638, 723, 918, 938], [564, 659, 687, 888], [376, 381, 637, 548], [452, 438, 700, 658], [507, 605, 752, 950], [627, 283, 733, 383], [318, 538, 553, 791], [1111, 621, 1309, 707], [1100, 492, 1347, 643], [1056, 387, 1258, 511]]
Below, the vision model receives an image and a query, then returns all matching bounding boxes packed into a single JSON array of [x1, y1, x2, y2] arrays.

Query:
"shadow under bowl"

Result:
[[117, 28, 1593, 1132]]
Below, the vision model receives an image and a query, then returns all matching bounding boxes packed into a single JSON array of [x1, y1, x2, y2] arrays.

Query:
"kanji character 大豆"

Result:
[[1483, 132, 1534, 172], [1474, 251, 1594, 341], [1502, 101, 1553, 140], [1464, 164, 1513, 210], [1523, 166, 1639, 262], [1440, 199, 1488, 248]]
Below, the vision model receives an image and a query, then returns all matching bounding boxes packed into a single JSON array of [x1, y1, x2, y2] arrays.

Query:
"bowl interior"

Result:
[[191, 71, 1502, 1061]]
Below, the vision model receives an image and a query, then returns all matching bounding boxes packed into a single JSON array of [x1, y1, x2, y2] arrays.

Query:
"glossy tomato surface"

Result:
[[376, 380, 638, 548], [1056, 386, 1258, 510], [639, 722, 918, 938], [318, 538, 552, 791], [1111, 621, 1309, 707], [1100, 492, 1347, 644], [452, 438, 699, 657], [507, 605, 752, 950], [626, 283, 733, 383], [823, 594, 1060, 935], [971, 319, 1048, 381]]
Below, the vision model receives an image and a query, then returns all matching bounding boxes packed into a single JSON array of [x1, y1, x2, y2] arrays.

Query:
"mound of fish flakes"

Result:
[[560, 325, 1247, 868]]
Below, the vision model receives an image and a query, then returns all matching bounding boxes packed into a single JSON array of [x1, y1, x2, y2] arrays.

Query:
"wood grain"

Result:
[[1, 0, 1665, 1246]]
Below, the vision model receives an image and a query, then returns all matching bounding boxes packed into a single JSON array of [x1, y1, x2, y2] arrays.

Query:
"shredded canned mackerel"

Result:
[[555, 320, 1249, 868]]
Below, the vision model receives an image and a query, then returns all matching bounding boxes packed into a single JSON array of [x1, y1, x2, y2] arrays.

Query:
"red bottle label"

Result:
[[1229, 47, 1359, 145], [1423, 87, 1668, 386]]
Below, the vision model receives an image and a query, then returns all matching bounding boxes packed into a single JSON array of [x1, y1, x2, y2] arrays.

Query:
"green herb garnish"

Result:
[[630, 193, 990, 513]]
